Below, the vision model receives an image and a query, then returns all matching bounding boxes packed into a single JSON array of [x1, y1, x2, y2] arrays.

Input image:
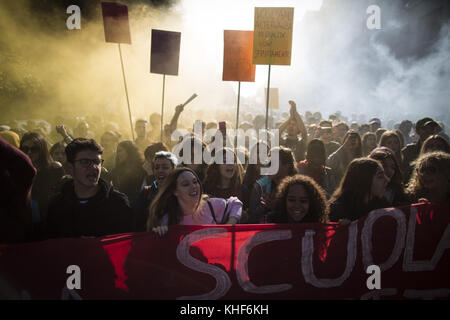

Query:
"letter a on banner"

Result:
[[101, 2, 131, 44], [222, 30, 256, 82], [150, 29, 181, 76]]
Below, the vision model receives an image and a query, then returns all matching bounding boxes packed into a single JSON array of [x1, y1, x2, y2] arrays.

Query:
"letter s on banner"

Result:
[[236, 230, 293, 294], [176, 228, 231, 300], [301, 221, 358, 288]]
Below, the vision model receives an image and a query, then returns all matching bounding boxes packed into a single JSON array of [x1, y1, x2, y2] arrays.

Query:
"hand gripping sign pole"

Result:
[[150, 29, 181, 142], [222, 30, 256, 145], [253, 7, 294, 130], [101, 2, 134, 140]]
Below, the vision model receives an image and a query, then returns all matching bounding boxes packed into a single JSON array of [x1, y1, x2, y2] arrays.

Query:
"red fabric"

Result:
[[0, 203, 449, 300]]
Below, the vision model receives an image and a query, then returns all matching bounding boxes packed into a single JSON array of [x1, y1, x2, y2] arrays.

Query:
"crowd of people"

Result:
[[1, 100, 449, 243]]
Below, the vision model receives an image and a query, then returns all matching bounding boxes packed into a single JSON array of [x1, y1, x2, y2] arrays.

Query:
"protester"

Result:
[[49, 141, 67, 169], [326, 130, 362, 183], [406, 152, 450, 204], [399, 120, 413, 145], [317, 121, 340, 157], [147, 167, 242, 236], [329, 158, 390, 223], [134, 119, 152, 154], [134, 151, 178, 232], [379, 130, 403, 166], [242, 141, 269, 191], [369, 147, 408, 206], [402, 117, 440, 182], [111, 140, 146, 206], [247, 146, 298, 224], [20, 132, 64, 235], [203, 147, 249, 209], [419, 135, 450, 155], [375, 128, 387, 143], [333, 122, 349, 143], [177, 135, 208, 184], [278, 100, 308, 162], [0, 137, 36, 243], [46, 138, 134, 238], [148, 113, 162, 143], [267, 174, 329, 223], [361, 132, 377, 156], [142, 142, 170, 187], [297, 139, 337, 197], [369, 118, 382, 133], [0, 130, 20, 148], [100, 130, 121, 171]]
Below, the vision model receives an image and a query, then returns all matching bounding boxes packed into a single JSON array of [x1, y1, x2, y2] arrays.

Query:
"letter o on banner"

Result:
[[361, 208, 406, 271]]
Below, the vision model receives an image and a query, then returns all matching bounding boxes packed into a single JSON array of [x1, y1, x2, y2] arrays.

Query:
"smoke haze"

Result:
[[0, 0, 448, 136]]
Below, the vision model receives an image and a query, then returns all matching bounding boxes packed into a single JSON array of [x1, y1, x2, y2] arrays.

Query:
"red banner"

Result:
[[0, 203, 449, 300]]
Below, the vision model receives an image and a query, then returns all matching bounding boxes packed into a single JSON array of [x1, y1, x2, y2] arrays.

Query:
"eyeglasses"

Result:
[[73, 158, 104, 168], [418, 166, 437, 175], [21, 146, 40, 154]]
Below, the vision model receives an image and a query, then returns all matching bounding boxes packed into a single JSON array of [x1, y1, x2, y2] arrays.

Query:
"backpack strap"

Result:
[[207, 200, 218, 224], [220, 200, 230, 224]]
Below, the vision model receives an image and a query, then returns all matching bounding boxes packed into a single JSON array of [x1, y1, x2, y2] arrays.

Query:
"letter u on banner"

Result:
[[301, 222, 358, 288]]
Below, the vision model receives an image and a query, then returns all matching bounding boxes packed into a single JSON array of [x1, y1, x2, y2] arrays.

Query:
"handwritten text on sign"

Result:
[[253, 7, 294, 65]]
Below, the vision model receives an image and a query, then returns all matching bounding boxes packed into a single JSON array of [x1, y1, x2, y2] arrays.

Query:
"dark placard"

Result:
[[150, 29, 181, 76], [223, 30, 256, 82], [101, 2, 131, 44]]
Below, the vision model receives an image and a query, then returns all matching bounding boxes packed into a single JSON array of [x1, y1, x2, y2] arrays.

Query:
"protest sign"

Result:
[[223, 30, 256, 82], [101, 2, 131, 44], [253, 7, 294, 65], [150, 29, 181, 76]]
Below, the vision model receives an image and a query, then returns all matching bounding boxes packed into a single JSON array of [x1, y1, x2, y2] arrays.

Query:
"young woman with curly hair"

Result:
[[406, 151, 450, 203], [268, 174, 329, 223]]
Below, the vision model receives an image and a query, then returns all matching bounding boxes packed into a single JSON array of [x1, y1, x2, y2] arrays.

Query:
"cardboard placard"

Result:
[[253, 7, 294, 65], [101, 2, 131, 44], [223, 30, 256, 82], [150, 29, 181, 76]]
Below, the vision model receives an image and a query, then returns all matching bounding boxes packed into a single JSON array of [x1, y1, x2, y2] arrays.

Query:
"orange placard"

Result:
[[222, 30, 256, 82]]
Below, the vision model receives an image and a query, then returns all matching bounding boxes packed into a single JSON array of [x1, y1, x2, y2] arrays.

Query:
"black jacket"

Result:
[[46, 178, 134, 238]]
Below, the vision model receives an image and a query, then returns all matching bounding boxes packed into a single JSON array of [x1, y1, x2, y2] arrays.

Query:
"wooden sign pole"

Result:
[[118, 43, 134, 141]]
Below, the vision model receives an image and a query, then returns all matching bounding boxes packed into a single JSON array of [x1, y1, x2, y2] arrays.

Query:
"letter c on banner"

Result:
[[361, 208, 406, 271], [176, 228, 231, 300], [301, 221, 358, 288], [236, 230, 293, 294]]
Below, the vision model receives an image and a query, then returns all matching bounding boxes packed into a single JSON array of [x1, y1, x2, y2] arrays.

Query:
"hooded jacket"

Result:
[[46, 178, 134, 238]]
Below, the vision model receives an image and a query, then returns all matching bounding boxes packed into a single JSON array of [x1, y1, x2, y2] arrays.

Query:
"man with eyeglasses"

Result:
[[46, 138, 134, 238]]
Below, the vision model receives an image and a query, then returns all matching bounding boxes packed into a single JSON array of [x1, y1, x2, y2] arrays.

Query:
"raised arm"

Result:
[[289, 100, 308, 142]]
